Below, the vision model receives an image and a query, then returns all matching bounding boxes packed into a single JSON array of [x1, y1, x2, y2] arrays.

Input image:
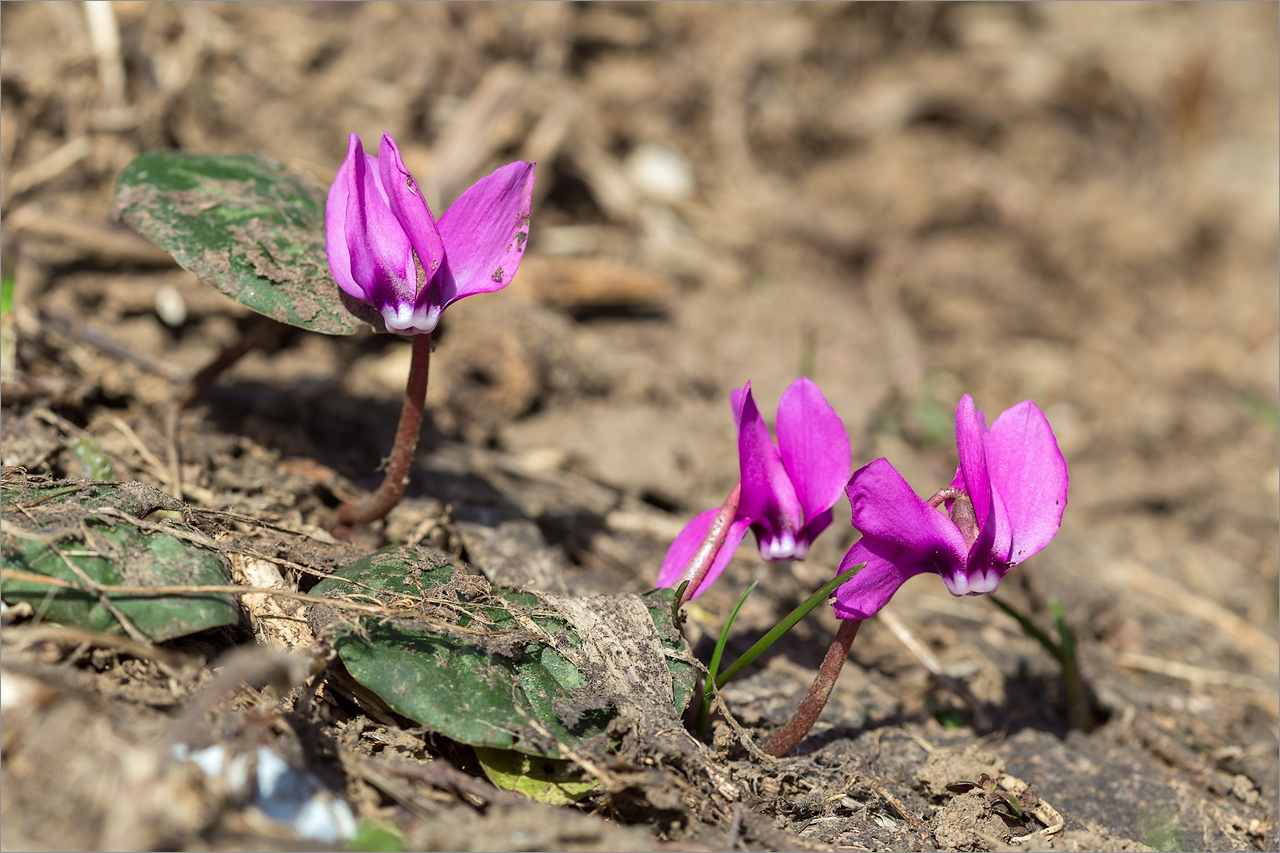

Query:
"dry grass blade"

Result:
[[427, 63, 531, 210], [1, 567, 419, 621], [1, 622, 191, 666], [1113, 560, 1280, 672], [6, 207, 175, 265], [7, 137, 91, 196]]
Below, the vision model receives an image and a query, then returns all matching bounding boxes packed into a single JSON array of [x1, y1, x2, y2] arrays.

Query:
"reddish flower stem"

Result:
[[679, 481, 742, 603], [762, 617, 862, 756], [336, 332, 432, 527]]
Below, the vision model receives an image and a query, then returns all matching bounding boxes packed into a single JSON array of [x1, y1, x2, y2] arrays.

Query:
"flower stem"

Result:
[[336, 332, 431, 527], [761, 617, 861, 757], [678, 481, 742, 603]]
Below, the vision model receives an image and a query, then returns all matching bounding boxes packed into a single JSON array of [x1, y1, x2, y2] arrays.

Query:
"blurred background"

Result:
[[1, 3, 1276, 849]]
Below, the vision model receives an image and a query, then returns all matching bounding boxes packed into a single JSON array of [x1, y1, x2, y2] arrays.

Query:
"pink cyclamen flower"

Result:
[[657, 378, 852, 599], [832, 395, 1068, 620], [326, 132, 535, 335]]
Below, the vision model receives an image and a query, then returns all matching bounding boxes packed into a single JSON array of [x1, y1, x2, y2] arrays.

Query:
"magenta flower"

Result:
[[832, 395, 1068, 620], [326, 132, 535, 335], [657, 378, 852, 599]]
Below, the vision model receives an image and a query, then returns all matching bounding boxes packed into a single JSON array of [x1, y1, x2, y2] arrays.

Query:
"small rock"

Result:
[[625, 141, 695, 202], [1231, 773, 1259, 805]]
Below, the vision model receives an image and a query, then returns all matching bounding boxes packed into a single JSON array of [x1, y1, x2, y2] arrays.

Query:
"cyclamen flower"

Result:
[[657, 378, 852, 599], [832, 395, 1068, 620], [326, 132, 535, 335]]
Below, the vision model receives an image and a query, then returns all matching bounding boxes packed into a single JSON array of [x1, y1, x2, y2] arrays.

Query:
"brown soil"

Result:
[[2, 3, 1277, 851]]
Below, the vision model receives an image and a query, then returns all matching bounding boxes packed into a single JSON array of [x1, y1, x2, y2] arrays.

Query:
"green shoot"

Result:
[[1, 249, 16, 378], [1, 269, 14, 316], [697, 580, 758, 735], [672, 580, 690, 628], [989, 593, 1091, 730], [714, 563, 862, 690]]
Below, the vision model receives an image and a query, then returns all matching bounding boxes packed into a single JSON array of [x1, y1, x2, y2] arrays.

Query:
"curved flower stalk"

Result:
[[833, 395, 1068, 620], [326, 132, 535, 336], [656, 377, 851, 599], [325, 132, 535, 529]]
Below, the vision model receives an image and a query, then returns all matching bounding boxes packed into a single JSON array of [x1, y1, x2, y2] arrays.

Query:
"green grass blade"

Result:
[[708, 580, 758, 685], [714, 563, 863, 689], [989, 593, 1059, 654], [698, 580, 758, 735]]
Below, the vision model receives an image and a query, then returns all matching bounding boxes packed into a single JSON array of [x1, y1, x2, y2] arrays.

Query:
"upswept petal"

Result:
[[990, 479, 1014, 564], [377, 133, 444, 285], [655, 508, 751, 600], [324, 134, 363, 300], [345, 137, 415, 312], [776, 378, 851, 529], [736, 383, 803, 548], [956, 481, 1012, 597], [831, 539, 933, 620], [730, 386, 748, 427], [846, 458, 968, 570], [953, 395, 993, 531], [983, 401, 1068, 564], [436, 161, 536, 304]]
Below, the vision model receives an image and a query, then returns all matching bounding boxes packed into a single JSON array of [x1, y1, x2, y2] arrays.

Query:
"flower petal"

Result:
[[846, 458, 968, 569], [344, 136, 416, 317], [953, 395, 993, 530], [796, 506, 833, 553], [830, 539, 932, 620], [775, 377, 850, 529], [730, 385, 748, 428], [436, 161, 536, 305], [655, 508, 751, 599], [954, 393, 1012, 575], [983, 400, 1069, 564], [325, 134, 367, 301], [951, 481, 1012, 595], [736, 383, 803, 547], [377, 133, 445, 288]]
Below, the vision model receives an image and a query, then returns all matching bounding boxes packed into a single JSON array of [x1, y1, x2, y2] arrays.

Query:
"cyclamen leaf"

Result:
[[0, 475, 239, 641], [309, 545, 695, 760], [113, 151, 383, 335]]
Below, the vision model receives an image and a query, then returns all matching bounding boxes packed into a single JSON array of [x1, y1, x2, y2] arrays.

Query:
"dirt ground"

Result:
[[1, 2, 1277, 851]]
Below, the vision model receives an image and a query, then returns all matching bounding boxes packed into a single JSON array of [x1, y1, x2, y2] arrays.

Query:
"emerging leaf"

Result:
[[474, 747, 597, 804]]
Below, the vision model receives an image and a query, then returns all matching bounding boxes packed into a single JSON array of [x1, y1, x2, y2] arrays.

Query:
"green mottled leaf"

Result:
[[113, 151, 383, 335], [310, 545, 695, 760], [474, 746, 597, 804], [645, 584, 697, 713], [0, 477, 238, 641]]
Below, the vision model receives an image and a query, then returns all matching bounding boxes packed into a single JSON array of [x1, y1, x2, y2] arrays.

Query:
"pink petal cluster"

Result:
[[656, 378, 852, 599], [832, 395, 1068, 620], [326, 132, 535, 335]]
